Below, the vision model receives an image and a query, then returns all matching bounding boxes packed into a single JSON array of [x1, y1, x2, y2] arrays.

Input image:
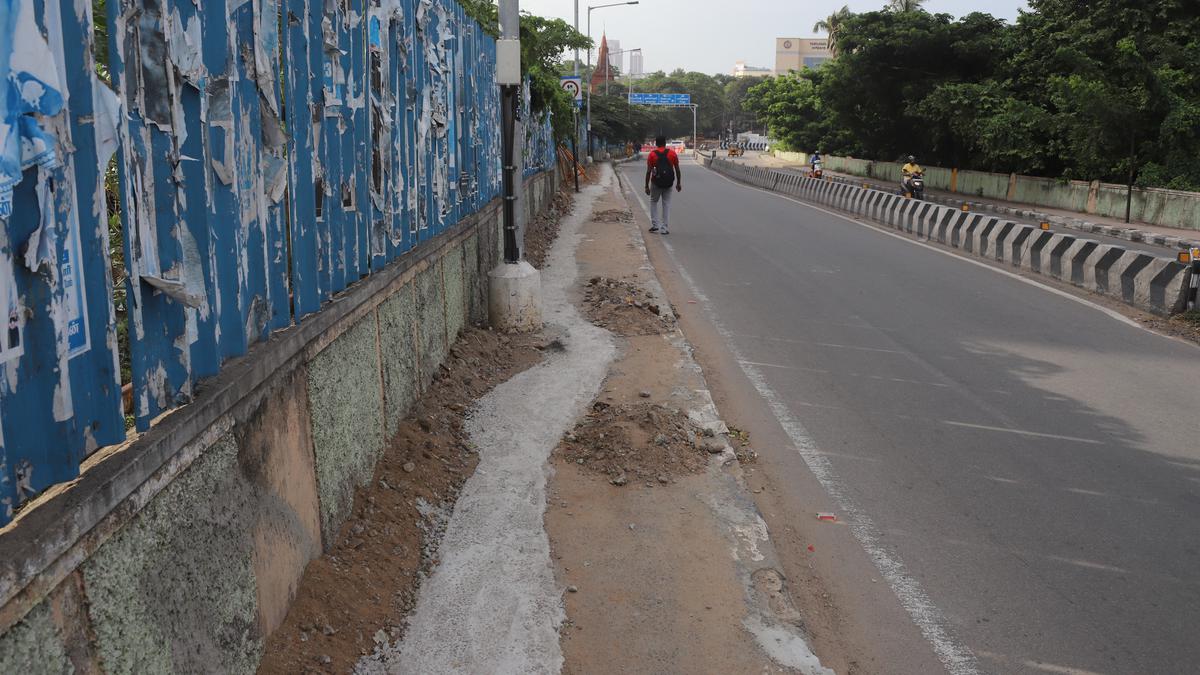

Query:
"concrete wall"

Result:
[[707, 158, 1190, 316], [810, 154, 1200, 231], [0, 171, 559, 674]]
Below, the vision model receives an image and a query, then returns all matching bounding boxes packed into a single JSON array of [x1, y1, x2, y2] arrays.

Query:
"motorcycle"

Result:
[[901, 171, 925, 200], [810, 160, 823, 179]]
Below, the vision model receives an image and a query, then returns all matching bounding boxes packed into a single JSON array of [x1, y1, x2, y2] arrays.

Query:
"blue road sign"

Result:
[[629, 93, 691, 106]]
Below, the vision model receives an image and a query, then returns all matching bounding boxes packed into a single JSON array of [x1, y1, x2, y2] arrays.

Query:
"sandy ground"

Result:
[[358, 169, 617, 673], [258, 165, 837, 675], [545, 167, 832, 674], [257, 328, 548, 674]]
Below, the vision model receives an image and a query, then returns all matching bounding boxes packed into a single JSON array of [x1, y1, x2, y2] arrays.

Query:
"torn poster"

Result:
[[0, 0, 66, 218], [0, 248, 21, 365]]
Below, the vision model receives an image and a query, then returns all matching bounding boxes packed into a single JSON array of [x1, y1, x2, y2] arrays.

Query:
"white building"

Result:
[[733, 61, 772, 78], [607, 39, 622, 71], [629, 50, 644, 77]]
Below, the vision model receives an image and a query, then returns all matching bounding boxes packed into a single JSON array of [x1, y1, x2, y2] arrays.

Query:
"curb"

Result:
[[813, 171, 1200, 254], [706, 158, 1191, 317]]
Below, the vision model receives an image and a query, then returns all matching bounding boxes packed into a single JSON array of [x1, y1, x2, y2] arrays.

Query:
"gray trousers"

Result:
[[650, 184, 673, 229]]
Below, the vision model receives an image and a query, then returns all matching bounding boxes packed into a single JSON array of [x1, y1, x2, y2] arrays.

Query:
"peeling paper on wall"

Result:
[[253, 0, 282, 115], [166, 7, 204, 86], [141, 222, 208, 311], [0, 0, 66, 218], [23, 168, 61, 275]]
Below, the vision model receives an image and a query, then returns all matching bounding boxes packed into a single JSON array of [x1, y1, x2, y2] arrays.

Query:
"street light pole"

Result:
[[498, 0, 521, 264], [490, 0, 542, 332], [606, 47, 640, 96], [572, 1, 581, 192], [585, 1, 639, 160]]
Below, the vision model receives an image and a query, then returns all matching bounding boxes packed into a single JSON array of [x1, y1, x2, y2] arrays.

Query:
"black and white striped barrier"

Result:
[[1182, 248, 1200, 311], [707, 159, 1192, 316]]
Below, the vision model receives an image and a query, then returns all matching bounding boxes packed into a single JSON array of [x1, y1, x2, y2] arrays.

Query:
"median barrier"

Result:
[[707, 158, 1191, 315]]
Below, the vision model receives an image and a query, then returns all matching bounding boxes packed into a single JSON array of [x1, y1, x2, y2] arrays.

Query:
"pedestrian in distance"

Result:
[[645, 135, 682, 235]]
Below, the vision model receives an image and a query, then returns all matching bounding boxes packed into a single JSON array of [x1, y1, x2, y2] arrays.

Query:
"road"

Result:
[[621, 158, 1200, 675]]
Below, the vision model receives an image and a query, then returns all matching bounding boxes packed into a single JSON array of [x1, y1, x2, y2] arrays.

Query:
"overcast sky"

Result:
[[518, 0, 1029, 76]]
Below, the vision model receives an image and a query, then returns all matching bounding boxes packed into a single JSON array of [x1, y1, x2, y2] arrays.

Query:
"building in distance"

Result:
[[607, 39, 622, 71], [775, 37, 833, 74], [733, 61, 772, 78], [629, 49, 644, 77]]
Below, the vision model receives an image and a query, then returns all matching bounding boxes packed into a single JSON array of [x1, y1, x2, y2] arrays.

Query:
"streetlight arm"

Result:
[[585, 0, 639, 160], [590, 1, 639, 10]]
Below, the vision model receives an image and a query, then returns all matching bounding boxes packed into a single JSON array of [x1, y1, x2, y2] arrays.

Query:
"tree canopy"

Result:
[[460, 0, 590, 140], [746, 0, 1200, 190]]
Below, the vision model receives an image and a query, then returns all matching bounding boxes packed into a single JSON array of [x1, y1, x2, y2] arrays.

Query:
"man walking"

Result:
[[644, 136, 682, 234]]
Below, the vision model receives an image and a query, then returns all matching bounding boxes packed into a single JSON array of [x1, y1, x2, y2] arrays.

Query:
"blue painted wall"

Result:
[[0, 0, 554, 525]]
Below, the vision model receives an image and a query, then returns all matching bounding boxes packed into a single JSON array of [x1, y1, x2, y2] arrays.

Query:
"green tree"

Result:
[[888, 0, 926, 12], [812, 5, 853, 55], [1011, 0, 1200, 189], [460, 1, 591, 140], [817, 10, 1012, 164], [744, 71, 833, 152], [725, 77, 764, 135]]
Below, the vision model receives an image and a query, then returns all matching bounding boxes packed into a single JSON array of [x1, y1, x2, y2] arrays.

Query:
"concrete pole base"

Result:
[[488, 261, 543, 332]]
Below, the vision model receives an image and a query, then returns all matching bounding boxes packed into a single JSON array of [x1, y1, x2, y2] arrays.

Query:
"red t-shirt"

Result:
[[647, 148, 679, 171]]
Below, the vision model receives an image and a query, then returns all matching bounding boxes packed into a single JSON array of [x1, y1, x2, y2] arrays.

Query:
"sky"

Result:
[[518, 0, 1029, 76]]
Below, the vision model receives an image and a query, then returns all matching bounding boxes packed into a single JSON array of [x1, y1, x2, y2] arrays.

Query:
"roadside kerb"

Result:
[[816, 170, 1200, 253], [708, 158, 1191, 316]]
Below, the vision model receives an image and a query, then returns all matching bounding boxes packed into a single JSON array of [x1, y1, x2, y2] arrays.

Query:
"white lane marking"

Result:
[[815, 342, 906, 354], [1046, 556, 1129, 574], [626, 178, 980, 675], [794, 400, 848, 411], [864, 374, 951, 388], [1065, 487, 1109, 497], [815, 450, 884, 463], [735, 332, 908, 354], [739, 360, 831, 373], [984, 476, 1020, 485], [1020, 661, 1108, 675], [740, 359, 950, 388], [699, 164, 1162, 336], [941, 420, 1103, 445], [1164, 460, 1200, 471], [977, 650, 1108, 675]]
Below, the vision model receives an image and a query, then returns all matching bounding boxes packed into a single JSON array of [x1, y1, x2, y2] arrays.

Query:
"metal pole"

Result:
[[1125, 131, 1135, 224], [692, 105, 697, 159], [586, 9, 592, 159], [584, 2, 639, 160], [573, 1, 581, 193], [499, 0, 520, 263]]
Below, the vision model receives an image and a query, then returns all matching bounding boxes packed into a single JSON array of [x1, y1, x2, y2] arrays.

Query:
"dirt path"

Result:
[[545, 167, 832, 674], [257, 328, 548, 674]]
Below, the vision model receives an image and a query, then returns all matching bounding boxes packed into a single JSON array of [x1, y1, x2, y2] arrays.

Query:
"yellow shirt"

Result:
[[902, 162, 923, 175]]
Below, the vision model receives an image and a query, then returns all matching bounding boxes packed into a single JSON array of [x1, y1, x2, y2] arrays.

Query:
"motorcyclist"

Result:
[[901, 155, 923, 178], [810, 150, 822, 170], [901, 155, 924, 195]]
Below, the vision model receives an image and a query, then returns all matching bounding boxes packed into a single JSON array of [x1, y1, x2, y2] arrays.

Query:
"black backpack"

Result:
[[651, 149, 676, 188]]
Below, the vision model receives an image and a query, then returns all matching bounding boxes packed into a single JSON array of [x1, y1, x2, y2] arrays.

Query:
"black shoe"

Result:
[[649, 225, 660, 233]]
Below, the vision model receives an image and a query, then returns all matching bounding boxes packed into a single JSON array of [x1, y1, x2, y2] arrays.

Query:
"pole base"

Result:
[[488, 261, 543, 332]]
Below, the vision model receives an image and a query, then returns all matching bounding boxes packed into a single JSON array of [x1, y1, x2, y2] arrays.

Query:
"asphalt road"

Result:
[[622, 159, 1200, 675]]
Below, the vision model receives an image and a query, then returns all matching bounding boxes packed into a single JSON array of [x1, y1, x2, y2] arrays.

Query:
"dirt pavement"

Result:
[[545, 167, 832, 674], [258, 328, 548, 674]]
